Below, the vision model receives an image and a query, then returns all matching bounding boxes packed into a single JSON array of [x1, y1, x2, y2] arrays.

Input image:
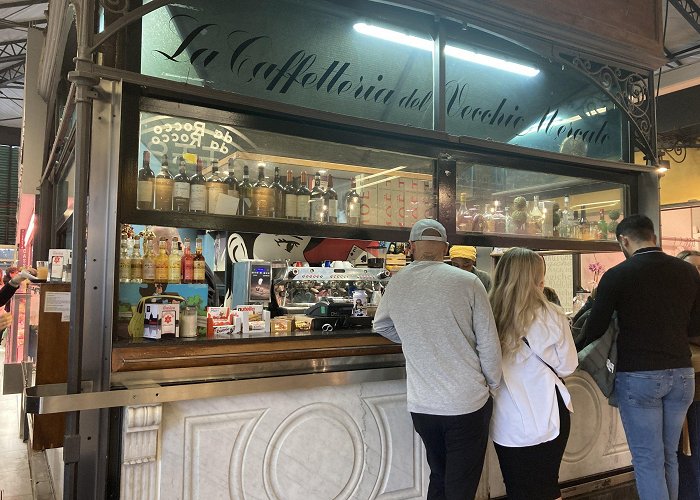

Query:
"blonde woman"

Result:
[[489, 248, 578, 500]]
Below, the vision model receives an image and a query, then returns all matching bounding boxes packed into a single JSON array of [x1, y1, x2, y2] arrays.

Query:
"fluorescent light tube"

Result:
[[353, 22, 540, 77]]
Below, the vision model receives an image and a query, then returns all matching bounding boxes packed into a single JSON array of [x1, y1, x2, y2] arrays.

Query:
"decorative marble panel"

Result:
[[121, 404, 162, 500]]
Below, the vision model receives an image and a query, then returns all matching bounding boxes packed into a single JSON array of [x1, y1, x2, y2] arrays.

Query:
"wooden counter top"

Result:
[[112, 330, 401, 372]]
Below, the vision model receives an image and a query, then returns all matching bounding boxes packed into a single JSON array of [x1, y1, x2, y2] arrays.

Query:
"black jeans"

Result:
[[411, 397, 493, 500]]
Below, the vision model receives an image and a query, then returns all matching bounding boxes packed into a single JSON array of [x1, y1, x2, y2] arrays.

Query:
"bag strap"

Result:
[[522, 337, 563, 381]]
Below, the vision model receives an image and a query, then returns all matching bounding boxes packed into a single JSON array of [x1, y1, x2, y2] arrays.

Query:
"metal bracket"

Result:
[[63, 434, 81, 464]]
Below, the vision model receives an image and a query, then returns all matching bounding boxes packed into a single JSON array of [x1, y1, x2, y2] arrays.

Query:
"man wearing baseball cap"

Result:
[[449, 245, 492, 292], [373, 219, 502, 499]]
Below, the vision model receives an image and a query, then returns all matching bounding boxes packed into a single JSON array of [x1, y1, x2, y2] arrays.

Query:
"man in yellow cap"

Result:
[[449, 245, 492, 291]]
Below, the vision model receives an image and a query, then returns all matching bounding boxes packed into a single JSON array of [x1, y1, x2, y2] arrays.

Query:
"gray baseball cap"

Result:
[[409, 219, 448, 242]]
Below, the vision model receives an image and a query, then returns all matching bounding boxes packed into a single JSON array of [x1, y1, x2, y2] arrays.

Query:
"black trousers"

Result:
[[411, 398, 493, 500]]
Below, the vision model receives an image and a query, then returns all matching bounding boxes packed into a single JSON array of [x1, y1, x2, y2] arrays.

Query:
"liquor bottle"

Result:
[[504, 206, 512, 233], [181, 237, 194, 284], [309, 171, 326, 222], [470, 205, 484, 232], [252, 164, 274, 217], [206, 160, 227, 215], [142, 239, 156, 284], [119, 235, 131, 283], [345, 177, 361, 226], [296, 171, 311, 221], [168, 237, 182, 283], [189, 158, 207, 214], [224, 159, 239, 212], [579, 207, 590, 239], [558, 195, 571, 238], [527, 195, 543, 235], [571, 210, 580, 239], [239, 165, 253, 216], [325, 173, 338, 223], [456, 193, 471, 231], [493, 205, 506, 233], [483, 204, 494, 233], [596, 209, 608, 240], [193, 237, 206, 284], [173, 156, 191, 212], [130, 237, 143, 283], [154, 154, 174, 211], [284, 170, 298, 219], [271, 166, 286, 218], [137, 150, 155, 210], [155, 238, 170, 283]]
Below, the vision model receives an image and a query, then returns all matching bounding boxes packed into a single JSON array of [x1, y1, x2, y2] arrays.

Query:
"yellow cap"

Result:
[[449, 245, 477, 261]]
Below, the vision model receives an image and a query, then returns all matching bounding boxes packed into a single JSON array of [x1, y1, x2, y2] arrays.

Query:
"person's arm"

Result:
[[583, 270, 618, 346], [0, 282, 19, 308], [372, 287, 400, 343], [470, 280, 502, 390]]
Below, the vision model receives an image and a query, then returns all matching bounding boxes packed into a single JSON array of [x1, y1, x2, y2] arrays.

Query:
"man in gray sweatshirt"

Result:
[[373, 219, 502, 500]]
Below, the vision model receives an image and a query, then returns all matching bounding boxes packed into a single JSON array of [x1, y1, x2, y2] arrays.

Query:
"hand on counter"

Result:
[[11, 268, 37, 286], [0, 312, 12, 330]]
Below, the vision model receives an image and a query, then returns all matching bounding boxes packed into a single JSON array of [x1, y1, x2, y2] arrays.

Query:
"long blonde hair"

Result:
[[489, 248, 558, 355]]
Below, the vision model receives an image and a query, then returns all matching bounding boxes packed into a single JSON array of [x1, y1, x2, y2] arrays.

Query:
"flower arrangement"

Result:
[[588, 261, 605, 285]]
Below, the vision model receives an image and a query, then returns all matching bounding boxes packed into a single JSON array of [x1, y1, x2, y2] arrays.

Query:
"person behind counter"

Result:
[[0, 267, 36, 342], [584, 215, 700, 500], [449, 245, 492, 291], [373, 219, 502, 500], [488, 247, 578, 500]]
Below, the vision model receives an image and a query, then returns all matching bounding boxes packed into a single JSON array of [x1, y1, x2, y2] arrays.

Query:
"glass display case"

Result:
[[3, 289, 39, 365]]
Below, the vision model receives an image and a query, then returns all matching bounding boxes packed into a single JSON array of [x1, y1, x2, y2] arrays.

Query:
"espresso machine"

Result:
[[231, 261, 275, 307]]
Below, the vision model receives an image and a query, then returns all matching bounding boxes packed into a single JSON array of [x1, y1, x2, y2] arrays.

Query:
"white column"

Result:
[[120, 404, 162, 500]]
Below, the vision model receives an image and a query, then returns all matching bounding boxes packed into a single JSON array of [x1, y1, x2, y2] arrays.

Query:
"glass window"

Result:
[[445, 29, 624, 161], [141, 0, 434, 129], [455, 160, 627, 241], [55, 158, 75, 228], [137, 110, 435, 229]]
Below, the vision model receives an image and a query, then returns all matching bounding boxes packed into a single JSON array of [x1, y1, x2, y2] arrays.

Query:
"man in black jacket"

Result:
[[584, 214, 700, 500]]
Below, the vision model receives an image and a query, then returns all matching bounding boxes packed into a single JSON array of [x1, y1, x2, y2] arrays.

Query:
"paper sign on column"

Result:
[[44, 291, 71, 322]]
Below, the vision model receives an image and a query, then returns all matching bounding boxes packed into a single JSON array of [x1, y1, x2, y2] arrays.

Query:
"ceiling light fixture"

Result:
[[353, 22, 540, 77]]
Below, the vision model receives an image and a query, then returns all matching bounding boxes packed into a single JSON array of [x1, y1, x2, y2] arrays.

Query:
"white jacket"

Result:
[[490, 303, 579, 447]]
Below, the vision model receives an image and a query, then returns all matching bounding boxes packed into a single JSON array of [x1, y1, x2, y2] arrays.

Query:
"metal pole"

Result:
[[64, 1, 97, 497]]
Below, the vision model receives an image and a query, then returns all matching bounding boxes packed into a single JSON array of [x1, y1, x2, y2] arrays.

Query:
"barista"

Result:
[[449, 245, 492, 291]]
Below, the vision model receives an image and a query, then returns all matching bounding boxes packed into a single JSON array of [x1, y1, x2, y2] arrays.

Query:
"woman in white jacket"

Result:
[[489, 248, 578, 500]]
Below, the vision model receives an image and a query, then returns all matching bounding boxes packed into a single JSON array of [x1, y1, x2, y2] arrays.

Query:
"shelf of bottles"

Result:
[[455, 162, 627, 242], [133, 112, 435, 234]]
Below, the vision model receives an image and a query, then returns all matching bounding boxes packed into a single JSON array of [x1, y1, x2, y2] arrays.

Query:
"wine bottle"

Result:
[[206, 159, 227, 215], [325, 173, 338, 223], [224, 159, 239, 213], [309, 171, 326, 222], [239, 165, 253, 216], [252, 164, 274, 217], [193, 237, 206, 284], [173, 156, 191, 212], [345, 177, 361, 226], [154, 154, 174, 211], [189, 158, 207, 213], [296, 171, 311, 221], [284, 170, 298, 219], [271, 166, 285, 218], [137, 150, 155, 210]]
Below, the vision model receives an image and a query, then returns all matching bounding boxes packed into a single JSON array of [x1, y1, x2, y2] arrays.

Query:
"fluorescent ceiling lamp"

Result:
[[353, 22, 540, 77]]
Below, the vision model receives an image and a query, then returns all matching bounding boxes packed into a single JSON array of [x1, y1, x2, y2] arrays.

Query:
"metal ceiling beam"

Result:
[[0, 60, 23, 88], [0, 0, 47, 7], [0, 39, 26, 64], [669, 0, 700, 34]]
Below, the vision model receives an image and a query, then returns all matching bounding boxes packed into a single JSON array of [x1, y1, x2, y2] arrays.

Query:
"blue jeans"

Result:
[[679, 401, 700, 500], [616, 368, 695, 500]]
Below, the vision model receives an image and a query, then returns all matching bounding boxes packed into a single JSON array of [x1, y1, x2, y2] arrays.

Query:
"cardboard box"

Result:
[[143, 301, 181, 339]]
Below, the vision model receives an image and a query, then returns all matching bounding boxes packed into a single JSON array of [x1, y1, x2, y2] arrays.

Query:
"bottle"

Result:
[[456, 193, 470, 231], [193, 237, 206, 284], [296, 171, 311, 220], [239, 164, 253, 216], [130, 237, 143, 283], [155, 238, 169, 283], [154, 154, 174, 211], [492, 205, 506, 233], [270, 166, 286, 218], [252, 164, 274, 217], [168, 237, 182, 283], [571, 210, 580, 239], [206, 160, 227, 215], [504, 206, 512, 233], [119, 235, 131, 283], [596, 209, 608, 240], [483, 204, 494, 232], [189, 158, 207, 213], [284, 170, 298, 219], [173, 156, 191, 212], [181, 237, 194, 284], [527, 195, 543, 235], [310, 171, 326, 222], [224, 159, 240, 212], [142, 239, 156, 283], [325, 173, 338, 223], [470, 205, 484, 232], [345, 177, 361, 226], [137, 150, 155, 210], [579, 206, 590, 240], [559, 195, 571, 238]]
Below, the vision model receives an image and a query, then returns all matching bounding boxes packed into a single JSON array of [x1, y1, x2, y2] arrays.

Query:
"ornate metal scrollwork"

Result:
[[555, 51, 655, 162], [99, 0, 129, 15]]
